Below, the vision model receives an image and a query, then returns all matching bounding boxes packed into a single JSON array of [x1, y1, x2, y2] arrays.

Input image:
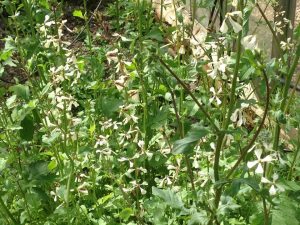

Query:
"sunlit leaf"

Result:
[[119, 208, 134, 221], [73, 10, 85, 19]]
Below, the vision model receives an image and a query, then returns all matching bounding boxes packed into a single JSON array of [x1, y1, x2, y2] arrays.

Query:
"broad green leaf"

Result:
[[218, 196, 241, 216], [28, 161, 49, 180], [229, 178, 260, 196], [151, 107, 169, 129], [20, 115, 34, 141], [6, 94, 17, 108], [73, 10, 85, 19], [47, 160, 57, 171], [173, 125, 209, 154], [9, 84, 30, 101], [145, 27, 163, 42], [277, 180, 300, 191], [152, 187, 184, 210], [271, 195, 300, 225], [119, 208, 133, 221], [188, 212, 209, 225], [39, 0, 50, 9]]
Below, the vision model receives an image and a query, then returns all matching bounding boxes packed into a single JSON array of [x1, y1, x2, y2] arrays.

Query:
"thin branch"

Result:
[[157, 56, 220, 133], [226, 66, 270, 179]]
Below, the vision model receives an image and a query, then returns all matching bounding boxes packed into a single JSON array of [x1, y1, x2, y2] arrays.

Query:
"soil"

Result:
[[0, 0, 114, 88]]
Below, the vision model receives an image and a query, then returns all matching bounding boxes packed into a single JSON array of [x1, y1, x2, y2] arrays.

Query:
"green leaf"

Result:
[[47, 160, 57, 171], [6, 95, 16, 108], [20, 115, 34, 141], [119, 208, 133, 221], [271, 195, 300, 225], [152, 187, 184, 210], [28, 161, 49, 180], [229, 178, 260, 196], [73, 10, 85, 19], [9, 84, 30, 101], [98, 193, 113, 205], [0, 158, 6, 171], [188, 212, 209, 225], [277, 180, 300, 191], [145, 27, 163, 42], [150, 107, 169, 129], [173, 125, 209, 154]]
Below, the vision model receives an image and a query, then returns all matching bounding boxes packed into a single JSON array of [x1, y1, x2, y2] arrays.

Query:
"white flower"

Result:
[[261, 173, 283, 195], [280, 38, 294, 51], [209, 87, 222, 105], [207, 56, 228, 79], [247, 149, 273, 174]]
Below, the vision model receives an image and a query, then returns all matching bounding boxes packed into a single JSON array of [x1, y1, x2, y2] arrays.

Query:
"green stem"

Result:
[[0, 197, 18, 225], [288, 128, 300, 180], [157, 57, 220, 133], [273, 44, 300, 150], [226, 66, 270, 179], [213, 3, 243, 209], [116, 0, 120, 29], [285, 73, 300, 112], [262, 197, 269, 225], [140, 71, 149, 149], [65, 161, 74, 207]]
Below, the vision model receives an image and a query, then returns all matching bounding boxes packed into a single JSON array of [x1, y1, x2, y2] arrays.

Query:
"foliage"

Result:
[[0, 0, 299, 224]]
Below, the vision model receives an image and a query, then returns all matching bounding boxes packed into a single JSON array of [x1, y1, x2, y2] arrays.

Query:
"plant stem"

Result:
[[288, 128, 300, 180], [116, 0, 120, 29], [227, 66, 270, 179], [160, 68, 196, 192], [158, 57, 220, 133], [0, 197, 18, 225], [285, 73, 300, 112], [273, 44, 300, 150], [262, 197, 269, 225], [213, 0, 244, 210]]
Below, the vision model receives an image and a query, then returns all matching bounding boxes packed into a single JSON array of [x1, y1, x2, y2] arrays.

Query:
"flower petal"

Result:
[[247, 160, 258, 169], [261, 177, 271, 184], [255, 163, 264, 174], [254, 149, 262, 159], [269, 185, 276, 195], [261, 155, 273, 162]]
